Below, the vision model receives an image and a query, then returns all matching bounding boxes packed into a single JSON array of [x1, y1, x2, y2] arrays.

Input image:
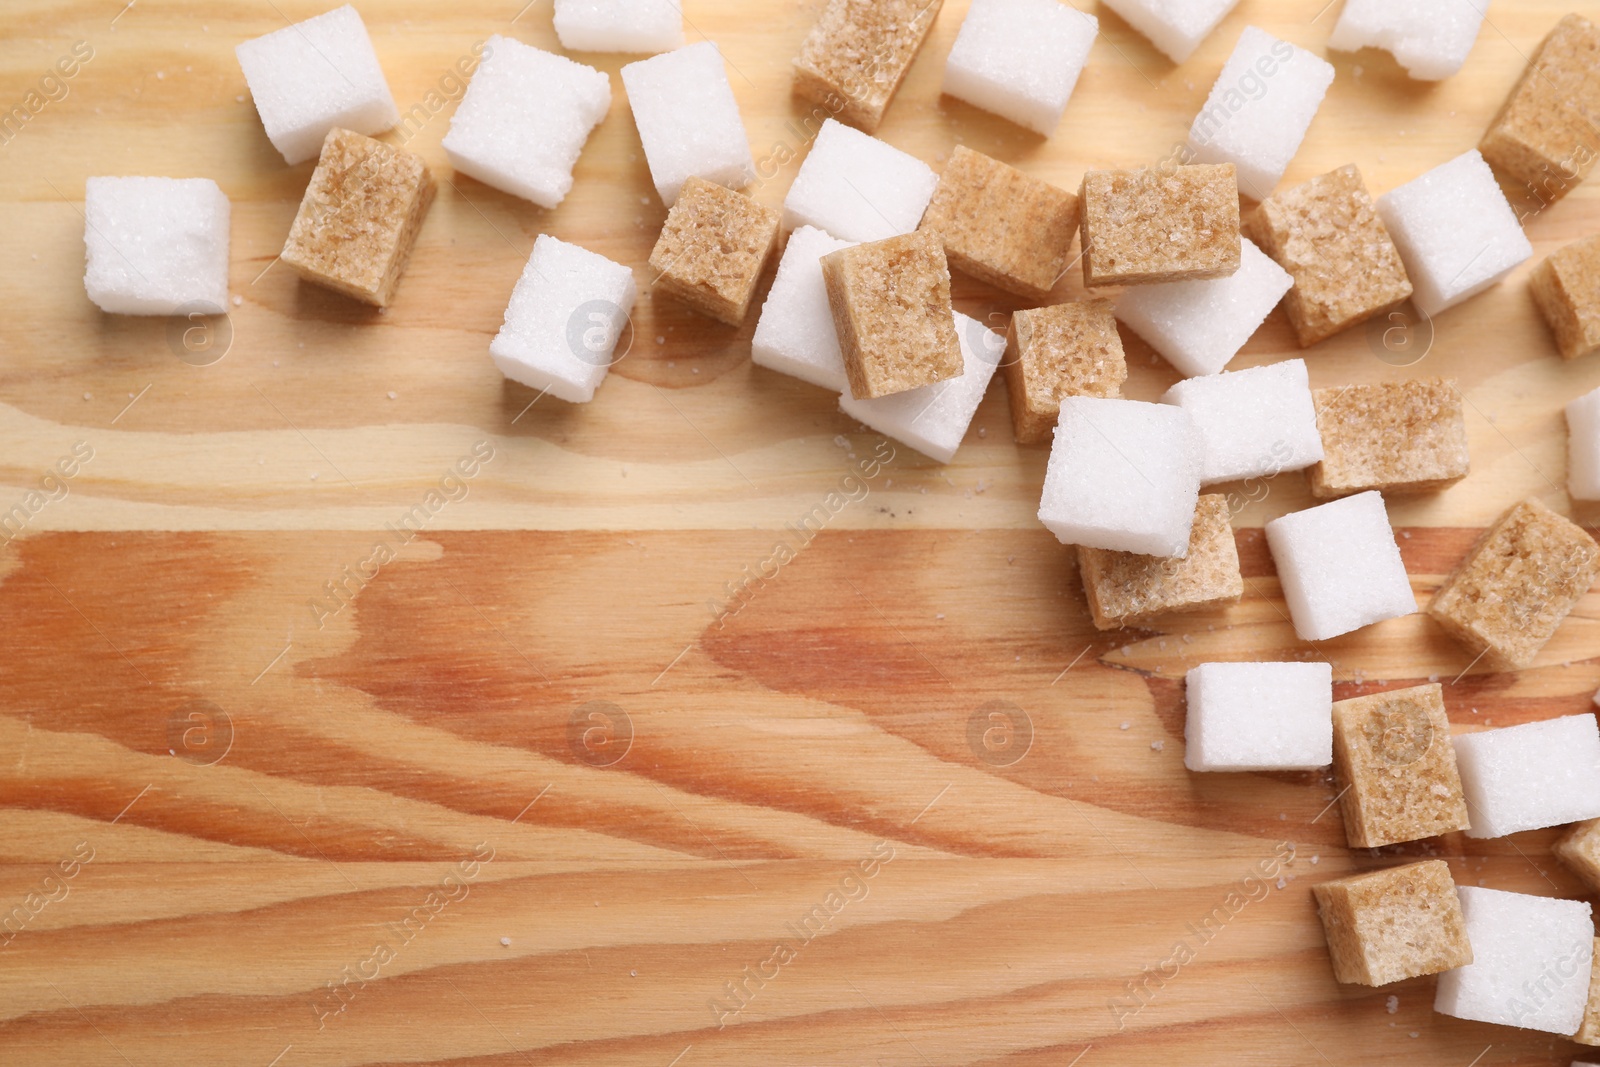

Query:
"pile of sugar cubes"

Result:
[[68, 0, 1600, 1049]]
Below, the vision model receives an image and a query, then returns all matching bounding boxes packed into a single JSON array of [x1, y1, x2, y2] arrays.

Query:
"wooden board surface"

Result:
[[4, 1, 1600, 1064]]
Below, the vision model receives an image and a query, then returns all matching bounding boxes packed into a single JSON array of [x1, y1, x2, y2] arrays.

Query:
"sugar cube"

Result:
[[1428, 499, 1600, 670], [553, 0, 684, 53], [1003, 300, 1127, 445], [1099, 0, 1240, 63], [488, 234, 637, 404], [751, 225, 856, 392], [1160, 359, 1322, 485], [621, 42, 754, 206], [783, 119, 938, 243], [281, 129, 433, 308], [1480, 15, 1600, 204], [1081, 495, 1243, 630], [1037, 397, 1202, 558], [919, 146, 1080, 303], [234, 4, 398, 165], [1453, 714, 1600, 839], [1080, 164, 1241, 286], [1247, 164, 1413, 347], [648, 177, 779, 326], [1569, 385, 1600, 500], [1328, 0, 1487, 81], [1114, 237, 1293, 378], [1578, 938, 1600, 1045], [838, 311, 1004, 464], [792, 0, 943, 133], [1532, 235, 1600, 361], [83, 176, 230, 316], [1313, 860, 1472, 986], [1266, 491, 1416, 642], [1435, 887, 1593, 1035], [1376, 150, 1532, 316], [822, 230, 960, 399], [1557, 821, 1600, 894], [1309, 379, 1468, 498], [441, 36, 610, 209], [1183, 660, 1331, 771], [1186, 27, 1334, 200], [1331, 684, 1469, 848], [941, 0, 1097, 136]]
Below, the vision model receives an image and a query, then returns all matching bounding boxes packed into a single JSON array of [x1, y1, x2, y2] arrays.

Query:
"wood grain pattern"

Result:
[[2, 0, 1600, 1064]]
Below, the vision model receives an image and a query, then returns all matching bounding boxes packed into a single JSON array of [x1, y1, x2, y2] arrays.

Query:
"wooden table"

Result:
[[2, 0, 1599, 1063]]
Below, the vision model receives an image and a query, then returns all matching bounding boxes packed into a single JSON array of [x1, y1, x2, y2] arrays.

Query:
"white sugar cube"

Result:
[[621, 42, 754, 206], [234, 4, 398, 165], [489, 235, 637, 404], [1160, 358, 1323, 485], [1454, 715, 1600, 839], [1186, 27, 1334, 200], [1099, 0, 1241, 63], [1266, 491, 1415, 641], [1114, 237, 1293, 378], [1435, 887, 1593, 1034], [1184, 661, 1333, 771], [838, 312, 1004, 464], [1567, 385, 1600, 501], [553, 0, 684, 53], [442, 36, 611, 209], [1328, 0, 1487, 81], [1037, 397, 1202, 557], [751, 225, 856, 392], [782, 119, 938, 244], [1376, 150, 1531, 316], [941, 0, 1098, 136], [83, 177, 230, 316]]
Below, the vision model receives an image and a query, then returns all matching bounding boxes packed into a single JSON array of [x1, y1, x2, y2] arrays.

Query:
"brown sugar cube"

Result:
[[919, 146, 1080, 303], [1479, 15, 1600, 205], [1308, 379, 1469, 499], [821, 230, 961, 399], [1576, 937, 1600, 1045], [1077, 494, 1242, 630], [792, 0, 942, 133], [281, 128, 435, 307], [1332, 684, 1470, 848], [1312, 860, 1473, 986], [1530, 234, 1600, 360], [1079, 164, 1241, 287], [1555, 819, 1600, 892], [1247, 165, 1413, 347], [648, 177, 781, 327], [1426, 498, 1600, 669], [1003, 300, 1126, 445]]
